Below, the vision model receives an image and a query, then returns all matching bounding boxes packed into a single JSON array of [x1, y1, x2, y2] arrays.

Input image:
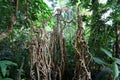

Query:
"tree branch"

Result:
[[0, 0, 18, 41]]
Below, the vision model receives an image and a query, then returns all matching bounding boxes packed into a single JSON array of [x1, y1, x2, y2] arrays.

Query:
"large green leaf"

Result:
[[0, 63, 7, 77], [4, 61, 17, 66], [0, 0, 3, 2], [0, 60, 17, 66], [101, 48, 112, 58], [93, 57, 108, 65], [0, 77, 13, 80], [115, 58, 120, 65], [3, 78, 13, 80], [111, 62, 119, 80], [0, 60, 17, 77]]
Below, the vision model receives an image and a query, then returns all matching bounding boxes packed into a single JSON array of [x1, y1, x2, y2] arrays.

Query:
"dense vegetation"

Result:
[[0, 0, 120, 80]]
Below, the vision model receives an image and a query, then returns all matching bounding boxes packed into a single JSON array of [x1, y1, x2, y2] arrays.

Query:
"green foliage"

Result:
[[93, 48, 120, 79], [93, 57, 108, 66], [111, 62, 119, 80], [0, 0, 52, 79], [101, 48, 112, 58], [0, 76, 13, 80], [0, 60, 17, 79]]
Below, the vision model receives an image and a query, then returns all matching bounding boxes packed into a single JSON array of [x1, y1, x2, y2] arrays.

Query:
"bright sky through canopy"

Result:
[[44, 0, 108, 8], [99, 0, 108, 4]]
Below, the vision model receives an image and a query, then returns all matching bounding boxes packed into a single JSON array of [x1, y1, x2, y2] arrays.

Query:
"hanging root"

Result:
[[73, 3, 92, 80], [29, 8, 66, 80], [49, 14, 66, 80], [29, 5, 92, 80], [30, 28, 50, 80]]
